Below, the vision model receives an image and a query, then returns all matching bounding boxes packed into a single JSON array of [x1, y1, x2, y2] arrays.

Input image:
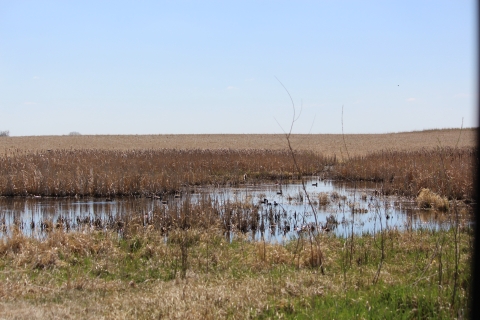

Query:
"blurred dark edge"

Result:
[[472, 1, 479, 318]]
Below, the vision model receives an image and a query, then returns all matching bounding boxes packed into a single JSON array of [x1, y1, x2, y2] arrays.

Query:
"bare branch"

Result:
[[275, 76, 297, 137]]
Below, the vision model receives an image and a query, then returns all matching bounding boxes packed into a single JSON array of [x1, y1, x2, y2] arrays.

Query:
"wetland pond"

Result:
[[0, 179, 469, 243]]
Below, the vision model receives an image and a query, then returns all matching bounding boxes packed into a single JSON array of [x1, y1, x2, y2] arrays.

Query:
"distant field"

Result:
[[0, 128, 475, 156]]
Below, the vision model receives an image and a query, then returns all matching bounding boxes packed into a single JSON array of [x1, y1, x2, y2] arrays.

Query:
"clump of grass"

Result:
[[330, 191, 346, 202], [330, 191, 340, 201], [325, 214, 338, 229], [416, 188, 450, 211], [318, 192, 330, 206]]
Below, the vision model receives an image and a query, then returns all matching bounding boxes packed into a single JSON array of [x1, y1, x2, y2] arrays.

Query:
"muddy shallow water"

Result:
[[0, 179, 470, 242]]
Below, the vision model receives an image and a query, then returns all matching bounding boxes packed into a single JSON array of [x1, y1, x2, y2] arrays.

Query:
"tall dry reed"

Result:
[[332, 147, 475, 201], [0, 147, 474, 201], [0, 149, 329, 197]]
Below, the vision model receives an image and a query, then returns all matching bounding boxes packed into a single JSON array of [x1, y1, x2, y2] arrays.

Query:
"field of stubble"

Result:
[[0, 128, 475, 155]]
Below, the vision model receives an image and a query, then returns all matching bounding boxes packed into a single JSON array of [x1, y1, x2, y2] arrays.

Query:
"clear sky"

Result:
[[0, 1, 476, 136]]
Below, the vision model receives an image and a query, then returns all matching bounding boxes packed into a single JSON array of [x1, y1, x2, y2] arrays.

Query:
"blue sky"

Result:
[[0, 1, 476, 136]]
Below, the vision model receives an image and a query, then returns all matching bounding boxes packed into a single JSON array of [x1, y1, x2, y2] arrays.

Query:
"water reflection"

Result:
[[0, 179, 470, 242]]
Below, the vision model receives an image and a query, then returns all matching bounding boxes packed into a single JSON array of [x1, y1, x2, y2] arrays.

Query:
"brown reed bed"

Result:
[[0, 140, 476, 201], [0, 146, 475, 202], [333, 147, 475, 202], [0, 149, 330, 197]]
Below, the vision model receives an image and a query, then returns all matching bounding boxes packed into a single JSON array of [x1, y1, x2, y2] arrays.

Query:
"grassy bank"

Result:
[[0, 223, 472, 319]]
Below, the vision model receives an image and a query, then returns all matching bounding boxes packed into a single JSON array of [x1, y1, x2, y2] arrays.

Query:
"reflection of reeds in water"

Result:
[[3, 193, 355, 242], [0, 171, 472, 241]]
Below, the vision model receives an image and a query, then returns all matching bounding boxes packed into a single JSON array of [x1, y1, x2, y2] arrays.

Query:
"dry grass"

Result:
[[318, 192, 330, 206], [0, 149, 327, 197], [416, 188, 450, 211], [333, 147, 475, 201], [0, 146, 474, 200], [0, 223, 472, 319], [0, 128, 475, 156]]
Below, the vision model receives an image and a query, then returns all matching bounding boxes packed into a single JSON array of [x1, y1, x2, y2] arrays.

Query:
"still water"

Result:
[[0, 179, 466, 242]]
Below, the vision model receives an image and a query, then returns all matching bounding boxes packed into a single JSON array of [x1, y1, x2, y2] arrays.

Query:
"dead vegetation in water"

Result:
[[0, 194, 300, 249], [318, 192, 330, 206]]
